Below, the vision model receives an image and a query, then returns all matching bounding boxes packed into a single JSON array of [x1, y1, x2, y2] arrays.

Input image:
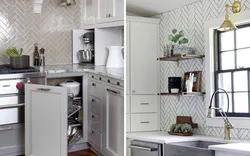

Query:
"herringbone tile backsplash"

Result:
[[0, 0, 81, 65], [158, 0, 250, 139]]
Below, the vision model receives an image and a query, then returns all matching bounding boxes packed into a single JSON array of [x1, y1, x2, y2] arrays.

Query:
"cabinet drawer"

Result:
[[88, 96, 102, 116], [131, 95, 157, 113], [131, 114, 158, 132], [88, 80, 103, 99], [88, 127, 102, 150], [126, 114, 130, 132], [126, 96, 130, 113], [88, 111, 102, 133]]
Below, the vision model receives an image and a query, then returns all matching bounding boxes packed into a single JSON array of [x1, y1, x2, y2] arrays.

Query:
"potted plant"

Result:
[[167, 29, 193, 56]]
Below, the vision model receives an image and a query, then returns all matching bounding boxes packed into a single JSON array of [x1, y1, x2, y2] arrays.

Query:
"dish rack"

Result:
[[68, 99, 81, 119]]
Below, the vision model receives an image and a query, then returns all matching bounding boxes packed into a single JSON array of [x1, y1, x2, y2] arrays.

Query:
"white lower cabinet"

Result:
[[88, 74, 124, 156], [131, 95, 157, 113], [126, 114, 130, 132], [25, 84, 68, 156], [103, 86, 124, 156]]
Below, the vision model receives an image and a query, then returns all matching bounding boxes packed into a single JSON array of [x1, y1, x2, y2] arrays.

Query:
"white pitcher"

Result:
[[106, 46, 124, 68]]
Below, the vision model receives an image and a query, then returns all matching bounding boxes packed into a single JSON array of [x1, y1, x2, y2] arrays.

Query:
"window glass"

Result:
[[220, 31, 234, 51], [218, 93, 233, 112], [220, 51, 235, 70], [218, 73, 231, 92], [233, 71, 248, 92], [234, 93, 249, 113], [236, 27, 250, 49], [237, 49, 250, 68]]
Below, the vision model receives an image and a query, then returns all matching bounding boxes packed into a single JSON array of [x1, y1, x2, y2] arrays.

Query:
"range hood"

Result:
[[34, 0, 44, 13]]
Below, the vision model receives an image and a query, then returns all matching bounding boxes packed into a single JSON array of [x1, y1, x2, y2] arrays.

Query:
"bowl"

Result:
[[171, 88, 180, 93]]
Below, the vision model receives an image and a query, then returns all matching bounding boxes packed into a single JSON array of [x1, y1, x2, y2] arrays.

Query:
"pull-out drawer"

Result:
[[88, 80, 104, 99], [88, 127, 102, 150], [126, 114, 130, 132], [131, 95, 157, 113], [88, 96, 102, 116], [131, 114, 158, 132], [88, 111, 102, 133]]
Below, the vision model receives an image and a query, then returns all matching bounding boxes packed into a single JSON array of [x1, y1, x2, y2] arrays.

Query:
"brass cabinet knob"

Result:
[[132, 90, 136, 93]]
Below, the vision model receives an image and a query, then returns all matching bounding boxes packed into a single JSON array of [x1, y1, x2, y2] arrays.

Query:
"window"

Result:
[[216, 24, 250, 117]]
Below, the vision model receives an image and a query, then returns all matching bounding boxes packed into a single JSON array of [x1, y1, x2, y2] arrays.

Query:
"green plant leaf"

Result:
[[179, 30, 184, 37], [172, 29, 177, 34], [168, 35, 174, 42], [182, 38, 189, 44]]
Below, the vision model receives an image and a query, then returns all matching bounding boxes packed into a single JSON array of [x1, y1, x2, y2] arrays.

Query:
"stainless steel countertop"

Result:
[[36, 64, 124, 80]]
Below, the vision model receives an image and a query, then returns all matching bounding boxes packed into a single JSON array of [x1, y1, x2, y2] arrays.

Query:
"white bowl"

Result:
[[171, 88, 179, 93]]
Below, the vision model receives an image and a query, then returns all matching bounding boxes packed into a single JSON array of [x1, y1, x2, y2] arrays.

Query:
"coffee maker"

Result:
[[78, 32, 95, 64]]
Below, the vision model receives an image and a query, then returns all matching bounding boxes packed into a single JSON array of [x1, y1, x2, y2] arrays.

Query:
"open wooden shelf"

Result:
[[157, 54, 205, 61], [158, 92, 205, 96]]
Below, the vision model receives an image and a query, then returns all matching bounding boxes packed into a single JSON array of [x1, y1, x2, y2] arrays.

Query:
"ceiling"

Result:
[[127, 0, 199, 17]]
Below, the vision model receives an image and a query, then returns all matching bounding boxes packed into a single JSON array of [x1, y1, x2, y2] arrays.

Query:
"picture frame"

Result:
[[183, 71, 202, 92]]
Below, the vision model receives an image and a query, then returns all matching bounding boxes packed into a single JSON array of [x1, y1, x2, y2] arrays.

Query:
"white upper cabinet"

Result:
[[129, 21, 158, 95], [99, 0, 124, 21], [25, 84, 68, 156], [103, 86, 124, 156], [83, 0, 99, 25]]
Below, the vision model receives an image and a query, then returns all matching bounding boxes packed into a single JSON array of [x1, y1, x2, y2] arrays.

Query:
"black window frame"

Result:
[[215, 24, 250, 117]]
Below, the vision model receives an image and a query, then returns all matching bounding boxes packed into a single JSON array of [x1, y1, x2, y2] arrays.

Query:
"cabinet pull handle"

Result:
[[91, 131, 95, 134], [0, 103, 24, 109], [129, 145, 157, 152], [92, 115, 95, 118], [107, 89, 120, 94], [99, 77, 102, 80], [108, 80, 110, 83], [92, 83, 96, 87], [92, 99, 95, 102], [140, 121, 150, 124], [141, 103, 149, 105], [92, 75, 94, 78], [0, 125, 13, 131], [37, 88, 51, 92], [117, 82, 120, 86]]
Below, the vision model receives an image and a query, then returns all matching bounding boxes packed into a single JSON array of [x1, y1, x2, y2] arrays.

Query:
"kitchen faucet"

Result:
[[207, 88, 234, 140]]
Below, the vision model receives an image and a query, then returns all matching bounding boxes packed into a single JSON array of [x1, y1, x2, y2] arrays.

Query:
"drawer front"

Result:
[[126, 114, 130, 132], [88, 127, 102, 149], [88, 80, 103, 99], [131, 95, 157, 113], [131, 114, 158, 132], [88, 96, 102, 116], [88, 111, 102, 133], [126, 96, 130, 113]]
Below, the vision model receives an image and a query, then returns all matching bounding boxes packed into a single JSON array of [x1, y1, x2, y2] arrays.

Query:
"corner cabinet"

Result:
[[126, 16, 160, 132], [25, 84, 68, 156]]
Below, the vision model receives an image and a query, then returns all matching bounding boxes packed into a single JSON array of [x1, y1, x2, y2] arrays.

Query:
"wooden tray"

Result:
[[168, 132, 193, 136]]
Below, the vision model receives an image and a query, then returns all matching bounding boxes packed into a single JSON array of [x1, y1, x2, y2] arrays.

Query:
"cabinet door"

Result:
[[126, 22, 130, 95], [98, 0, 109, 20], [25, 84, 68, 156], [104, 87, 124, 156], [83, 0, 99, 25], [108, 0, 124, 18], [130, 22, 158, 94]]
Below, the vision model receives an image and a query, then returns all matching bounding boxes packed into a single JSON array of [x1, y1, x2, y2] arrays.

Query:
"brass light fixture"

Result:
[[218, 1, 242, 31]]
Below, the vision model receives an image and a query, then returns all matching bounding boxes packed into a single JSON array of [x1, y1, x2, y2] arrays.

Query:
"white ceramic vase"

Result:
[[106, 46, 124, 68]]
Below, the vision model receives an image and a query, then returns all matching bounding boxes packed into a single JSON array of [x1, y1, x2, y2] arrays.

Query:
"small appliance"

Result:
[[78, 32, 95, 64]]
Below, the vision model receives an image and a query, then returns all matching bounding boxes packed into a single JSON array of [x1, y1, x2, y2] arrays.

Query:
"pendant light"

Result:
[[218, 1, 241, 32]]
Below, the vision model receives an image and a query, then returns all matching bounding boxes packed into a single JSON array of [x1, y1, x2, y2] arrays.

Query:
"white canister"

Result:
[[106, 46, 124, 68], [60, 80, 80, 97]]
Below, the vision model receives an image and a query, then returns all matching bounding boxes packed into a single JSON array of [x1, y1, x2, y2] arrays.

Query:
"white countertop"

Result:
[[36, 64, 124, 80], [127, 132, 250, 154], [209, 143, 250, 155]]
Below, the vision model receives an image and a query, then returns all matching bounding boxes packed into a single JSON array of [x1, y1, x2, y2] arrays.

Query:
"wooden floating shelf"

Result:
[[157, 54, 205, 61], [158, 92, 206, 96]]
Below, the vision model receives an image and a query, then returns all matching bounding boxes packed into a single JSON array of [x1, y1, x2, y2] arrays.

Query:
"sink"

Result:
[[164, 140, 226, 156]]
